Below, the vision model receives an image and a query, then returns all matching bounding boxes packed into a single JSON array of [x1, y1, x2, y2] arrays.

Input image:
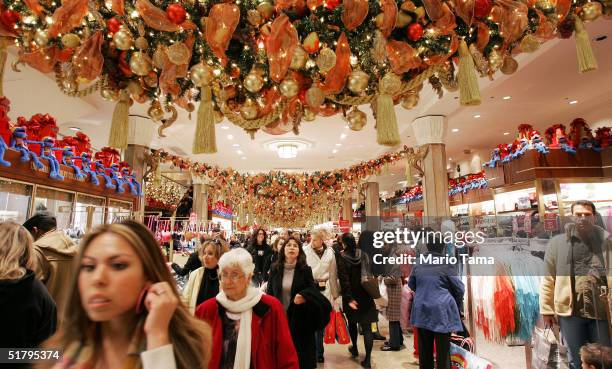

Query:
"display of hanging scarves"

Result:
[[493, 270, 516, 338]]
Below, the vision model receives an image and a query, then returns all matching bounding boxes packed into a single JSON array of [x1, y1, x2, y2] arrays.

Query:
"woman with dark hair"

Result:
[[247, 228, 272, 285], [408, 235, 464, 369], [337, 233, 377, 368], [267, 237, 331, 369]]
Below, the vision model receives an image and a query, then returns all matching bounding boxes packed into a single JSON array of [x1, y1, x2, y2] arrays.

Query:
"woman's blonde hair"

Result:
[[0, 221, 35, 280], [200, 240, 229, 260], [44, 220, 211, 369]]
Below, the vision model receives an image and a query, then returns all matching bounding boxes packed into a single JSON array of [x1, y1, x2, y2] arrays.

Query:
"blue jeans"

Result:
[[559, 316, 611, 369], [315, 329, 324, 359]]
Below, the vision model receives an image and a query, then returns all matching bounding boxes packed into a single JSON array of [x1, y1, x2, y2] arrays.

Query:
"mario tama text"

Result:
[[372, 228, 486, 249], [372, 253, 495, 266]]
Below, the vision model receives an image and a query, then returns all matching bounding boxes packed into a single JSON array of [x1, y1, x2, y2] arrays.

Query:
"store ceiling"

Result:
[[5, 19, 612, 195]]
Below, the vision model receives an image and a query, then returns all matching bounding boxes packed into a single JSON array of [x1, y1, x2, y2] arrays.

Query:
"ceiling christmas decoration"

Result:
[[148, 145, 412, 226], [0, 0, 607, 152]]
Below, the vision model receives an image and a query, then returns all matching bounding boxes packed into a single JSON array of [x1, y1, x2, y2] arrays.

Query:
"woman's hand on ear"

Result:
[[143, 282, 178, 350]]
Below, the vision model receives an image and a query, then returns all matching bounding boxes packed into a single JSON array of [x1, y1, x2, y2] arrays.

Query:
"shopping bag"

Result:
[[375, 280, 388, 308], [334, 311, 351, 344], [400, 285, 414, 331], [531, 327, 569, 369], [450, 342, 493, 369], [324, 311, 336, 344]]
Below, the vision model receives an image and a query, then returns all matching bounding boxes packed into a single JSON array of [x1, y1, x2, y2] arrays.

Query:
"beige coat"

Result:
[[540, 224, 612, 317], [303, 244, 340, 303], [34, 230, 78, 316], [181, 267, 205, 314]]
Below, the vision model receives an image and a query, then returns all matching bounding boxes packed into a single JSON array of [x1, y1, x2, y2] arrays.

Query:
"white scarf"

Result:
[[216, 286, 263, 369], [304, 244, 334, 280]]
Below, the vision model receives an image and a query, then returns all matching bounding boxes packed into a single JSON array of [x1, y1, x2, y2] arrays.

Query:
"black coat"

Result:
[[171, 252, 202, 276], [337, 249, 378, 325], [0, 270, 57, 369], [247, 243, 272, 285], [267, 264, 330, 369]]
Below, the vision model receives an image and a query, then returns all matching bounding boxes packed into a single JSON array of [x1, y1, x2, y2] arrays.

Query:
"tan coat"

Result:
[[540, 224, 612, 317], [182, 266, 205, 314], [34, 231, 78, 316]]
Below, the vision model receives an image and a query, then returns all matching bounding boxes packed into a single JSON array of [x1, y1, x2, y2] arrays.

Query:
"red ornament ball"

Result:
[[474, 0, 493, 19], [107, 17, 121, 33], [166, 3, 186, 25], [57, 47, 74, 62], [407, 23, 424, 41], [1, 9, 20, 28], [324, 0, 340, 10]]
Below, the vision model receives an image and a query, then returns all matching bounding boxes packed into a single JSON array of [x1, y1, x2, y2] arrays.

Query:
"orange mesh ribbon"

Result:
[[423, 31, 458, 64], [20, 47, 58, 73], [276, 0, 306, 15], [433, 3, 457, 35], [321, 33, 351, 94], [112, 0, 125, 16], [341, 0, 369, 31], [386, 40, 421, 74], [553, 0, 571, 22], [160, 35, 195, 95], [206, 4, 240, 67], [74, 31, 104, 81], [533, 9, 554, 40], [48, 0, 88, 38], [265, 14, 299, 83], [135, 0, 180, 32], [260, 88, 282, 116], [491, 0, 528, 46], [475, 21, 490, 50], [451, 0, 474, 26], [24, 0, 43, 16], [379, 0, 398, 37], [422, 0, 446, 21]]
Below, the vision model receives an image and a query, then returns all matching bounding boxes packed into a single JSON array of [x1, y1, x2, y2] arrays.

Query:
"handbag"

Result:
[[531, 327, 569, 369], [360, 253, 381, 299]]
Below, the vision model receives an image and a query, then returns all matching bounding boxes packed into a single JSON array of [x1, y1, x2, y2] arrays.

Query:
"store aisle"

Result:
[[318, 340, 418, 369]]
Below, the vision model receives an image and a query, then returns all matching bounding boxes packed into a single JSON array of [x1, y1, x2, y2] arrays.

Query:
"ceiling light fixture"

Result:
[[277, 144, 298, 159], [473, 114, 481, 118], [332, 149, 338, 154], [503, 132, 510, 135], [69, 127, 81, 131], [451, 128, 459, 133], [237, 150, 243, 155], [344, 125, 350, 129], [227, 134, 234, 140], [569, 100, 578, 105], [335, 143, 342, 146], [502, 96, 511, 100], [232, 143, 240, 147], [340, 133, 347, 139], [262, 138, 313, 159], [449, 158, 453, 161], [221, 125, 230, 130], [241, 157, 247, 160]]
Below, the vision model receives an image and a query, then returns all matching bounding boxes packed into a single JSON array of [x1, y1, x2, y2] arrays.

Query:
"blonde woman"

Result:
[[0, 221, 57, 365], [182, 241, 229, 313], [39, 220, 211, 369]]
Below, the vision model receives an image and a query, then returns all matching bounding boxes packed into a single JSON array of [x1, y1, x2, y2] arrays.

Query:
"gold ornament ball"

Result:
[[129, 52, 153, 76], [240, 99, 259, 120], [135, 36, 149, 50], [316, 47, 337, 73], [581, 1, 603, 21], [244, 72, 264, 93], [305, 86, 325, 108], [101, 88, 120, 101], [304, 108, 316, 121], [153, 46, 166, 69], [61, 33, 81, 48], [290, 46, 308, 70], [347, 108, 367, 131], [347, 70, 370, 93], [247, 9, 262, 26], [488, 49, 503, 70], [401, 92, 419, 109], [375, 13, 385, 29], [127, 80, 144, 96], [257, 2, 274, 19], [167, 42, 190, 65], [519, 34, 540, 53], [279, 78, 299, 98], [501, 55, 519, 75], [396, 11, 412, 28], [34, 29, 49, 47], [113, 29, 133, 51], [380, 73, 402, 95], [144, 73, 158, 88], [190, 63, 214, 87], [148, 103, 165, 121], [186, 103, 195, 112]]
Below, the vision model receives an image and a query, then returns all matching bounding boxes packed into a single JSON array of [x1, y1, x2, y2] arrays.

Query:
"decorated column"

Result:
[[342, 196, 353, 230], [364, 182, 380, 231], [411, 115, 450, 218], [192, 181, 209, 223], [125, 116, 156, 217]]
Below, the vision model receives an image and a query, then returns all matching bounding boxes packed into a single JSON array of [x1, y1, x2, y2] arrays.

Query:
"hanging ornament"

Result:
[[101, 88, 120, 101], [144, 72, 158, 87], [325, 0, 341, 9], [148, 100, 165, 121], [1, 10, 20, 28], [135, 36, 149, 50], [240, 99, 259, 120], [217, 85, 237, 101], [290, 46, 308, 70], [34, 29, 49, 47], [305, 86, 325, 108], [347, 70, 370, 93], [500, 55, 518, 74], [113, 29, 133, 50], [190, 63, 214, 86], [280, 78, 299, 98], [127, 80, 144, 96], [347, 108, 367, 131], [257, 2, 274, 19], [316, 47, 337, 72], [107, 17, 121, 34], [153, 46, 166, 69], [244, 71, 264, 92], [167, 42, 190, 65], [406, 23, 423, 41], [129, 52, 153, 76], [401, 91, 419, 109], [519, 34, 540, 52], [581, 1, 603, 21], [474, 0, 493, 18], [303, 32, 320, 54], [166, 3, 187, 25], [61, 33, 81, 48], [247, 9, 262, 26], [396, 11, 413, 28], [488, 49, 503, 71], [304, 108, 317, 121]]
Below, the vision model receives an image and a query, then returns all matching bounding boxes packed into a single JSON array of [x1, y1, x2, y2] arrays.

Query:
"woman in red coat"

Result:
[[196, 248, 299, 369]]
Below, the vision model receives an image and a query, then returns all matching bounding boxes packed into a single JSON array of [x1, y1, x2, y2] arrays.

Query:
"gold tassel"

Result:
[[405, 156, 414, 187], [108, 90, 130, 149], [376, 93, 400, 146], [574, 18, 598, 73], [457, 40, 481, 106], [0, 37, 8, 97], [192, 86, 217, 154]]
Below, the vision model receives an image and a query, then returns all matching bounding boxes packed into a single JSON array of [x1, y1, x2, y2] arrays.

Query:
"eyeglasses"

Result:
[[220, 272, 245, 282]]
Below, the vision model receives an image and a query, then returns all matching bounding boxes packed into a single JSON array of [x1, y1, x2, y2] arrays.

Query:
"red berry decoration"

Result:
[[166, 3, 186, 25], [474, 0, 493, 19], [1, 9, 20, 28], [407, 23, 424, 41], [324, 0, 340, 10], [107, 17, 121, 33]]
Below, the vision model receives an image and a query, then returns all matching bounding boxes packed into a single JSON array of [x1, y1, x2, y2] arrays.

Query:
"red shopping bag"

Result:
[[324, 311, 336, 344], [334, 311, 350, 344]]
